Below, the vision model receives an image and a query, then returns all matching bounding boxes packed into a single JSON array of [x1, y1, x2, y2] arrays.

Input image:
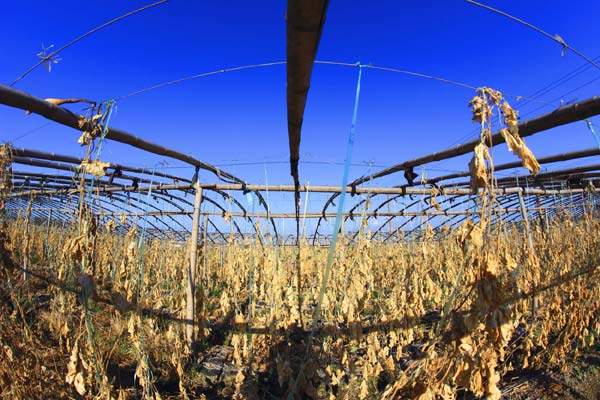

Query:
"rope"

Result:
[[288, 63, 364, 400]]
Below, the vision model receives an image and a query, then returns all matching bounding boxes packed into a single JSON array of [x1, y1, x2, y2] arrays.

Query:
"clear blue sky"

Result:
[[2, 1, 600, 235]]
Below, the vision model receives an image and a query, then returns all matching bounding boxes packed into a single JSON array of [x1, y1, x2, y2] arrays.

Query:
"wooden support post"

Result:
[[202, 213, 209, 289], [186, 177, 203, 350]]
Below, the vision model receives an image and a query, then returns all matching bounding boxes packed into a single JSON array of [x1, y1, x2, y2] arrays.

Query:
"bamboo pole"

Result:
[[10, 181, 600, 198], [186, 178, 203, 349], [202, 213, 209, 293], [426, 147, 600, 185], [13, 147, 188, 183], [3, 205, 582, 219], [0, 84, 243, 184]]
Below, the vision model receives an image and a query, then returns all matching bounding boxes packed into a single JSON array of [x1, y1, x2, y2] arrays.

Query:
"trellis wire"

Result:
[[10, 0, 169, 86], [466, 0, 600, 71]]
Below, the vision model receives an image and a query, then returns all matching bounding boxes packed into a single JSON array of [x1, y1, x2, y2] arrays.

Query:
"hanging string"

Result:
[[93, 100, 117, 160], [263, 162, 272, 236], [288, 63, 364, 400]]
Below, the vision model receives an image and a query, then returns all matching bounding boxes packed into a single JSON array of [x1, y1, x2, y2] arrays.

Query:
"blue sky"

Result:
[[2, 1, 600, 235]]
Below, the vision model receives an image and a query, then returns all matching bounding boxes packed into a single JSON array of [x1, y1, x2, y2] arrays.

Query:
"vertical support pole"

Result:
[[186, 177, 203, 350], [202, 213, 209, 289]]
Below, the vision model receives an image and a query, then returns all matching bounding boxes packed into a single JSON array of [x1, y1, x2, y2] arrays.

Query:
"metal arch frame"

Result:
[[10, 177, 191, 240], [8, 174, 258, 243], [7, 188, 171, 240], [9, 178, 232, 242], [443, 164, 600, 190], [4, 94, 600, 243], [324, 146, 600, 242], [10, 161, 255, 240], [314, 96, 600, 237], [382, 194, 472, 242], [11, 150, 277, 242]]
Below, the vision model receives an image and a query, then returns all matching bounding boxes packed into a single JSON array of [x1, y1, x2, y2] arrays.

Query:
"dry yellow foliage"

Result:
[[3, 187, 600, 398], [80, 160, 110, 178], [469, 142, 490, 190], [500, 128, 541, 174]]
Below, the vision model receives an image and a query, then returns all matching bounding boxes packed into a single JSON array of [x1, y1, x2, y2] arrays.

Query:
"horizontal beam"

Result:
[[0, 84, 242, 183], [427, 147, 600, 185], [8, 183, 193, 197], [3, 205, 578, 219], [12, 148, 189, 183], [10, 182, 599, 198]]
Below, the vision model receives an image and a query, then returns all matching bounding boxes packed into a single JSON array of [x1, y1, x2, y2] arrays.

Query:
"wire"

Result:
[[316, 61, 553, 105], [466, 0, 600, 71], [442, 54, 600, 149], [116, 62, 287, 100], [517, 55, 600, 112], [315, 61, 476, 90], [519, 74, 600, 120], [7, 104, 99, 143], [114, 60, 551, 105], [7, 122, 53, 142], [10, 0, 169, 86]]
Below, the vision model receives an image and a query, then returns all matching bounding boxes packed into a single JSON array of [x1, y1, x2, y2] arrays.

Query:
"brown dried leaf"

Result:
[[77, 131, 93, 146], [66, 340, 86, 396], [45, 98, 93, 107], [80, 160, 110, 178], [469, 142, 490, 189], [499, 128, 540, 174], [501, 101, 519, 134]]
